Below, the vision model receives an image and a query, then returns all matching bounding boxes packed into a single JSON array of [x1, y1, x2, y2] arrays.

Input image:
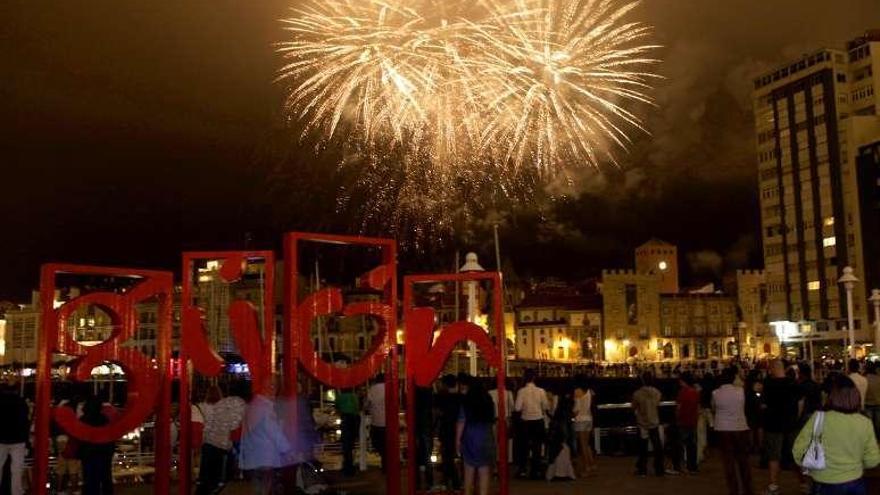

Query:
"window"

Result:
[[837, 73, 847, 83], [808, 281, 821, 291], [823, 236, 837, 248]]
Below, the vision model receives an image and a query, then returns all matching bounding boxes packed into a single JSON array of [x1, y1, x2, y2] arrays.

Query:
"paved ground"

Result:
[[109, 449, 875, 495]]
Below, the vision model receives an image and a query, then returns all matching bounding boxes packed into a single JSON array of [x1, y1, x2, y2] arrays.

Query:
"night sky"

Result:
[[2, 1, 879, 301]]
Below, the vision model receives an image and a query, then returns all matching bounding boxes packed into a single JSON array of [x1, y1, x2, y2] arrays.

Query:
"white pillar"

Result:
[[840, 267, 859, 359], [847, 288, 856, 359], [467, 280, 478, 376]]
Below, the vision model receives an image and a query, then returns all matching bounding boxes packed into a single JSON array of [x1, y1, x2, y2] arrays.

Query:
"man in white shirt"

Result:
[[515, 369, 549, 478], [849, 359, 868, 410], [365, 373, 387, 472]]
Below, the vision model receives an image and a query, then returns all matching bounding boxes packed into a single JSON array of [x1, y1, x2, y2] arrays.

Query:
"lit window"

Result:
[[823, 236, 837, 247], [824, 217, 835, 227], [808, 281, 821, 291]]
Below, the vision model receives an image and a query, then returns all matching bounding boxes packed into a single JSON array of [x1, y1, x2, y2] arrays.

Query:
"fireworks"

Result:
[[276, 0, 659, 238]]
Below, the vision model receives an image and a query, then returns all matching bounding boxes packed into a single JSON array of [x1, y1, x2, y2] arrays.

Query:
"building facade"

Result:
[[752, 30, 880, 345], [635, 239, 680, 294], [733, 270, 781, 357], [601, 270, 661, 361], [3, 292, 40, 365], [515, 292, 602, 362], [659, 293, 739, 361]]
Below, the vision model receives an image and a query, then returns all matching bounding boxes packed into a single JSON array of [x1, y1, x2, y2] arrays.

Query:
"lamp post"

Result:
[[870, 289, 880, 353], [460, 252, 485, 376], [839, 266, 859, 359]]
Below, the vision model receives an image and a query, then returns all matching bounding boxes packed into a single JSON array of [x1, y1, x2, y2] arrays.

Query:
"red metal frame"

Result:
[[32, 235, 511, 495], [284, 232, 400, 495], [34, 264, 173, 495], [178, 251, 275, 493], [403, 272, 508, 495]]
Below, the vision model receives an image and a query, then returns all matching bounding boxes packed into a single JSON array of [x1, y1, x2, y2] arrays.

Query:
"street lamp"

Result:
[[460, 252, 485, 375], [870, 289, 880, 353], [839, 266, 859, 358]]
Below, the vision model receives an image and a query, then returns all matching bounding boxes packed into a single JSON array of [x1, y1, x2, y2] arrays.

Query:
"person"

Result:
[[572, 379, 596, 477], [673, 372, 700, 474], [515, 369, 549, 479], [763, 360, 802, 495], [488, 378, 514, 466], [239, 387, 291, 494], [632, 371, 667, 477], [0, 384, 29, 495], [797, 362, 823, 426], [55, 399, 82, 495], [545, 390, 576, 481], [277, 388, 319, 494], [79, 396, 115, 495], [713, 367, 753, 495], [794, 375, 880, 495], [745, 369, 765, 456], [848, 359, 868, 411], [456, 381, 496, 495], [437, 374, 461, 490], [864, 361, 880, 438], [336, 386, 361, 477], [196, 385, 247, 495], [488, 379, 514, 426], [365, 373, 388, 472], [415, 386, 435, 490], [192, 386, 220, 491]]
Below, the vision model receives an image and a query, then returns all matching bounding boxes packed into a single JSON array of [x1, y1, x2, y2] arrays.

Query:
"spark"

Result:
[[276, 0, 659, 237]]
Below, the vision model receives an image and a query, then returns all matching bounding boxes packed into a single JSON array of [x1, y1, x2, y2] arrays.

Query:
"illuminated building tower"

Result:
[[752, 30, 880, 345], [635, 238, 679, 294]]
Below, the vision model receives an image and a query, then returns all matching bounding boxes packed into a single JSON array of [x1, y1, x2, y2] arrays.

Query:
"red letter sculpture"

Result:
[[284, 233, 400, 495], [178, 251, 275, 492], [403, 272, 508, 495], [34, 264, 173, 495]]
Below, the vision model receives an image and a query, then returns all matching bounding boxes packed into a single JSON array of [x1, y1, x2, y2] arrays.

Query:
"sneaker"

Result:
[[687, 469, 699, 476], [665, 469, 681, 476], [635, 471, 648, 478], [765, 484, 781, 495]]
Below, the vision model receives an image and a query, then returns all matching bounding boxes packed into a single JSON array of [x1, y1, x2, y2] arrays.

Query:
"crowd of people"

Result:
[[618, 359, 880, 495], [4, 356, 880, 495]]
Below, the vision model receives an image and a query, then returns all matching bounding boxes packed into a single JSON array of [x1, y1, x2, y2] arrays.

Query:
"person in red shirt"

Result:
[[672, 372, 700, 474]]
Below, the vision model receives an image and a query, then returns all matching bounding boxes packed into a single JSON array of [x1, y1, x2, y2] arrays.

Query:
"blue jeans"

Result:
[[812, 478, 866, 495]]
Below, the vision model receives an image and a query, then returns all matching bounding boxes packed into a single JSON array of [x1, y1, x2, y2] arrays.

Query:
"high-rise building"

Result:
[[752, 30, 880, 346]]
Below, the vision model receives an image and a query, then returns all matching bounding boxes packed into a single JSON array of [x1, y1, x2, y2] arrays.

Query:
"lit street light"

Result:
[[460, 252, 485, 376], [839, 266, 859, 358]]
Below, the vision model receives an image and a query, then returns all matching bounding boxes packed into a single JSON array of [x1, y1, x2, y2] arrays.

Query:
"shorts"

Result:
[[764, 431, 795, 463], [574, 420, 592, 433], [56, 457, 81, 476]]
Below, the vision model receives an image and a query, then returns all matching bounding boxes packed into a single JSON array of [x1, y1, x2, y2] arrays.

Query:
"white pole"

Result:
[[847, 286, 856, 359], [468, 280, 478, 376]]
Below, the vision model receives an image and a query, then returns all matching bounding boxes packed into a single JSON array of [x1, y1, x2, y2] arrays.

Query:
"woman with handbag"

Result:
[[793, 374, 880, 495]]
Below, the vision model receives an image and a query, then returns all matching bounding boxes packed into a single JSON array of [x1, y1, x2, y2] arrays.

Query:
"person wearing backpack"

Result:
[[793, 374, 880, 495]]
